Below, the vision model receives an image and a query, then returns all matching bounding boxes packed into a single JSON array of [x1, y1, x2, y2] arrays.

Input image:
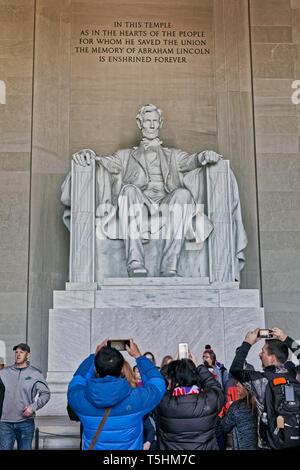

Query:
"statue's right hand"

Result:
[[72, 148, 97, 166]]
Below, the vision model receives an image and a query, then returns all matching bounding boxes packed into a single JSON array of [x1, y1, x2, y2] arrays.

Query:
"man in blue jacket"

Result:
[[67, 338, 166, 450]]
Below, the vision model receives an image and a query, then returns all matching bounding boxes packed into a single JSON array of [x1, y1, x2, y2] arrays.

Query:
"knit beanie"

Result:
[[203, 344, 214, 354]]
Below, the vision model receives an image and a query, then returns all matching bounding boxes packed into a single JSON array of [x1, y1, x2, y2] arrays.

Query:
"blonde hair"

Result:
[[123, 360, 138, 388], [160, 355, 173, 369]]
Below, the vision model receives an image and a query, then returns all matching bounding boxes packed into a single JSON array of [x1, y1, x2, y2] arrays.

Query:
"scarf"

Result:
[[172, 385, 200, 396]]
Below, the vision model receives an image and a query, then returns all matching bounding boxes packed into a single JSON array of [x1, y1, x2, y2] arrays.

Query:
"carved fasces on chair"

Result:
[[70, 159, 95, 283], [206, 160, 235, 282]]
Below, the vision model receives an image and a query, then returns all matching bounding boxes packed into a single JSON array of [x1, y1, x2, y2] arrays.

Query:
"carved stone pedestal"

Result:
[[43, 154, 264, 416], [40, 278, 265, 416]]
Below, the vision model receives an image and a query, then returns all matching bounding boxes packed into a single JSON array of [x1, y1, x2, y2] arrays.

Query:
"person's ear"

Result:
[[120, 365, 126, 377], [136, 117, 142, 130], [270, 354, 277, 365]]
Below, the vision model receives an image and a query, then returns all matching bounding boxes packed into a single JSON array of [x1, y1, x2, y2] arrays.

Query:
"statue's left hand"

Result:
[[72, 148, 98, 166], [198, 150, 223, 166]]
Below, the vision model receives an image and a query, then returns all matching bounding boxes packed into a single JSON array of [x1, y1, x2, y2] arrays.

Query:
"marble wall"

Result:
[[26, 0, 71, 374], [1, 0, 300, 372], [42, 304, 264, 415], [250, 0, 300, 340], [0, 1, 35, 364]]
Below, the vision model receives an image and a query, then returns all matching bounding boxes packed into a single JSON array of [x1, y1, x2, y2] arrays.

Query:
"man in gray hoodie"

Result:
[[0, 343, 50, 450]]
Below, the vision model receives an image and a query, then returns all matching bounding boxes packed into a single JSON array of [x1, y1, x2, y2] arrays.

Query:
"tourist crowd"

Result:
[[66, 327, 300, 451], [1, 327, 300, 451]]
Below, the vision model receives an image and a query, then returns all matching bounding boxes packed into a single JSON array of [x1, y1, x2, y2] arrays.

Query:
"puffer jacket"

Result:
[[67, 354, 165, 450], [154, 365, 224, 450], [220, 399, 258, 449]]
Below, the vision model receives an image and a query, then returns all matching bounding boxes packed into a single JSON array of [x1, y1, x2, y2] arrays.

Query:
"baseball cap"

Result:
[[13, 343, 30, 353]]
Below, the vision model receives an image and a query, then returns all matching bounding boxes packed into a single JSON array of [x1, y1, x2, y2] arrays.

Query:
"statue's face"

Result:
[[140, 110, 161, 139]]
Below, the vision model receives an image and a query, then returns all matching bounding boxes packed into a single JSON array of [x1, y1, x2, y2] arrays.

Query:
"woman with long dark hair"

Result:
[[154, 353, 224, 450]]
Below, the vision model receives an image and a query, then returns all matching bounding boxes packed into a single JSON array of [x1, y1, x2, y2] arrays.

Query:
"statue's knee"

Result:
[[121, 185, 140, 200], [172, 188, 193, 203]]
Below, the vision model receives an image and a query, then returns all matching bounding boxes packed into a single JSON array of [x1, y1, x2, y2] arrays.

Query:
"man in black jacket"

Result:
[[230, 327, 300, 449]]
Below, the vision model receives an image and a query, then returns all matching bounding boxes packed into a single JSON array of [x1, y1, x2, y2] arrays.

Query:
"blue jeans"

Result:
[[0, 419, 35, 450]]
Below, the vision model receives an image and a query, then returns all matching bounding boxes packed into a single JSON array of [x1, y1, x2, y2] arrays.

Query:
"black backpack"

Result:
[[67, 402, 80, 422], [260, 369, 300, 449]]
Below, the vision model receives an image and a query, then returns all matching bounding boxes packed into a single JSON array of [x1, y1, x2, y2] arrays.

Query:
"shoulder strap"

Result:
[[219, 365, 226, 385], [264, 368, 298, 383], [88, 407, 112, 450], [262, 370, 277, 382]]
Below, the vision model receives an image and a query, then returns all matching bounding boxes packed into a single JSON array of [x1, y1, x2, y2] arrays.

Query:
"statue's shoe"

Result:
[[127, 263, 148, 277], [161, 270, 178, 277]]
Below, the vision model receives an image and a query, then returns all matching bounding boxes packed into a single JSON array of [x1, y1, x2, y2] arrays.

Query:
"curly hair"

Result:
[[136, 104, 163, 129]]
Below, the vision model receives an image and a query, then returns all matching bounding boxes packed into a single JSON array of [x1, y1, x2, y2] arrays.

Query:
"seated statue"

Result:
[[61, 104, 247, 280]]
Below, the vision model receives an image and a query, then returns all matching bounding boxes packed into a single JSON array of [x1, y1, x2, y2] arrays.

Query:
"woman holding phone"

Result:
[[153, 351, 224, 450]]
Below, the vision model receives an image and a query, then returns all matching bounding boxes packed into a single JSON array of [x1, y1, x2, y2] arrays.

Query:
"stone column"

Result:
[[207, 160, 235, 282], [69, 159, 96, 287]]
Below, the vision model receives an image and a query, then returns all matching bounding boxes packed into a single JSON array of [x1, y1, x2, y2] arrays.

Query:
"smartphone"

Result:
[[178, 343, 189, 359], [285, 385, 295, 402], [257, 329, 274, 339], [107, 339, 130, 351]]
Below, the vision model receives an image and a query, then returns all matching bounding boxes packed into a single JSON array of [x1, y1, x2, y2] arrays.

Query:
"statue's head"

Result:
[[136, 104, 163, 139]]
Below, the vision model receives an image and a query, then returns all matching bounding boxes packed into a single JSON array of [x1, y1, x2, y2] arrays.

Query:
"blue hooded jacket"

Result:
[[67, 354, 166, 450]]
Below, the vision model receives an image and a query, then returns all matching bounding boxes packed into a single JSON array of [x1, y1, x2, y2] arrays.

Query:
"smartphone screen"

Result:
[[108, 340, 130, 351], [258, 329, 270, 338], [178, 343, 189, 359]]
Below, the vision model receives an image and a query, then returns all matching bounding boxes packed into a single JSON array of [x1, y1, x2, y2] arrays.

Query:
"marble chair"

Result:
[[62, 158, 246, 286]]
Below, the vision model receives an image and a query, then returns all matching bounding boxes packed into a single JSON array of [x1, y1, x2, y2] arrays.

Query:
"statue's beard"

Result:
[[141, 129, 160, 140]]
